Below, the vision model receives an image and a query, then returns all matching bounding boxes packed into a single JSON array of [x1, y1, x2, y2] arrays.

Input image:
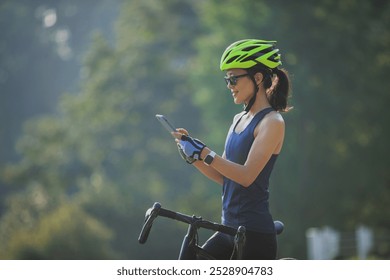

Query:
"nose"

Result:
[[226, 81, 234, 89]]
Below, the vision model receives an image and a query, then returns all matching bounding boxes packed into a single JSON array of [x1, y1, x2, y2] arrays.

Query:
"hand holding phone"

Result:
[[156, 114, 197, 164]]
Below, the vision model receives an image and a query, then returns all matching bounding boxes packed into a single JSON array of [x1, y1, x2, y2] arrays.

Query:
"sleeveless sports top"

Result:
[[222, 107, 277, 233]]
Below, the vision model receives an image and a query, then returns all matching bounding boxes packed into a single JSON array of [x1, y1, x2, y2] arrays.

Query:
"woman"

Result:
[[174, 39, 291, 259]]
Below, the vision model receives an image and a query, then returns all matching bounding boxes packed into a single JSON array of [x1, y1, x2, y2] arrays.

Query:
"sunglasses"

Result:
[[224, 74, 249, 86]]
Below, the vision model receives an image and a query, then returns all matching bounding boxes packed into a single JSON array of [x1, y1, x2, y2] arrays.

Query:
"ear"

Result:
[[254, 72, 264, 84]]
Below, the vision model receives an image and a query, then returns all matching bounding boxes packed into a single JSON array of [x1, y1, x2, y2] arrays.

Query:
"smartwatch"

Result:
[[204, 151, 216, 166]]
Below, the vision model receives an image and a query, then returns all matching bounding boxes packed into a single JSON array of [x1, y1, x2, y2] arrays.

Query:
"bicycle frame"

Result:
[[177, 219, 248, 260], [138, 202, 284, 260]]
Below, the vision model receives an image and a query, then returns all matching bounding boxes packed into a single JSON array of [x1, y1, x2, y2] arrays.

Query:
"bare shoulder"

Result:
[[255, 111, 285, 136], [262, 111, 285, 127]]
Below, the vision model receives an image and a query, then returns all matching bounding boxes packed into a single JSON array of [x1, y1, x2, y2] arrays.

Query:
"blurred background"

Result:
[[0, 0, 389, 260]]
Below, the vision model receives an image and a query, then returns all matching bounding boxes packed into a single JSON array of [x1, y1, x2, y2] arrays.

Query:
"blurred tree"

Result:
[[267, 1, 390, 258], [0, 202, 117, 259], [0, 0, 121, 216], [1, 0, 207, 260]]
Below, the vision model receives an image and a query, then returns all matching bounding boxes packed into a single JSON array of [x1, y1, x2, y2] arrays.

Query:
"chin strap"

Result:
[[245, 67, 275, 112], [244, 75, 259, 112]]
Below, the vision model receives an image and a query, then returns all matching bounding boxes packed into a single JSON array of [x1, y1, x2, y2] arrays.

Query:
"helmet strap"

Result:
[[244, 75, 260, 112]]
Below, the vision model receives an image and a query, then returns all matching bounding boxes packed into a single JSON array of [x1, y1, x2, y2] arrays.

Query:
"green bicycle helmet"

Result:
[[220, 39, 282, 71]]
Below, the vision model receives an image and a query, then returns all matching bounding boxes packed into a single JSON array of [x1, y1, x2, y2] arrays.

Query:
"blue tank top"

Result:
[[222, 107, 277, 233]]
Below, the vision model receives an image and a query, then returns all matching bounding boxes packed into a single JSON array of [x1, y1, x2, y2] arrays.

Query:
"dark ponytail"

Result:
[[268, 68, 291, 112]]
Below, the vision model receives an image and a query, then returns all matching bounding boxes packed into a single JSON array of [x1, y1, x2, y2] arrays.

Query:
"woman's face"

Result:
[[225, 68, 255, 105]]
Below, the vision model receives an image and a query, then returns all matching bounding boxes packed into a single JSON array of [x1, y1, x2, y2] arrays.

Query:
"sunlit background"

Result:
[[0, 0, 389, 260]]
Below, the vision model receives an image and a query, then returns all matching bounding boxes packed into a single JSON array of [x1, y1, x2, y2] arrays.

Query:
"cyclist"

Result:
[[174, 39, 292, 259]]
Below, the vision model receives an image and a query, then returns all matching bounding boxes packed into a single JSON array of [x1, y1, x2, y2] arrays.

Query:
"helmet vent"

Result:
[[226, 55, 240, 64], [241, 55, 256, 62], [242, 46, 257, 52], [222, 50, 232, 61]]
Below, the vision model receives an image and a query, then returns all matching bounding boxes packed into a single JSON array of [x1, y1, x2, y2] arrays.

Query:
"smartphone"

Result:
[[155, 114, 177, 136]]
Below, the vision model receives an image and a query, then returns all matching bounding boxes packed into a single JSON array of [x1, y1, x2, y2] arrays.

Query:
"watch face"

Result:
[[205, 154, 213, 165], [204, 151, 216, 165]]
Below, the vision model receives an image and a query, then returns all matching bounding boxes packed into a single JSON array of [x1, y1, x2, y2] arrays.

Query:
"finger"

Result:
[[171, 131, 182, 139], [176, 128, 189, 136]]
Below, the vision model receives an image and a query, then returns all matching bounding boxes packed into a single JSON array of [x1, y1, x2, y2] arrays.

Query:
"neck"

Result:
[[247, 91, 271, 116]]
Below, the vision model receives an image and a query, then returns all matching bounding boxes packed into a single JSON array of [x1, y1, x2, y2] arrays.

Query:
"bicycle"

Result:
[[138, 202, 284, 260]]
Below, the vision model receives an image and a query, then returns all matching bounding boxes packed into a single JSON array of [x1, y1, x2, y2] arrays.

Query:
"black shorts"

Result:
[[201, 230, 277, 260]]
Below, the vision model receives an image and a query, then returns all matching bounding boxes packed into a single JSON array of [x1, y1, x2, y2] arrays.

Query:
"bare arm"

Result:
[[192, 152, 225, 185]]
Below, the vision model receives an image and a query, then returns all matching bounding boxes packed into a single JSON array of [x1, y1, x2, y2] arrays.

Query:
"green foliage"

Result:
[[1, 202, 116, 259], [0, 0, 389, 260]]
